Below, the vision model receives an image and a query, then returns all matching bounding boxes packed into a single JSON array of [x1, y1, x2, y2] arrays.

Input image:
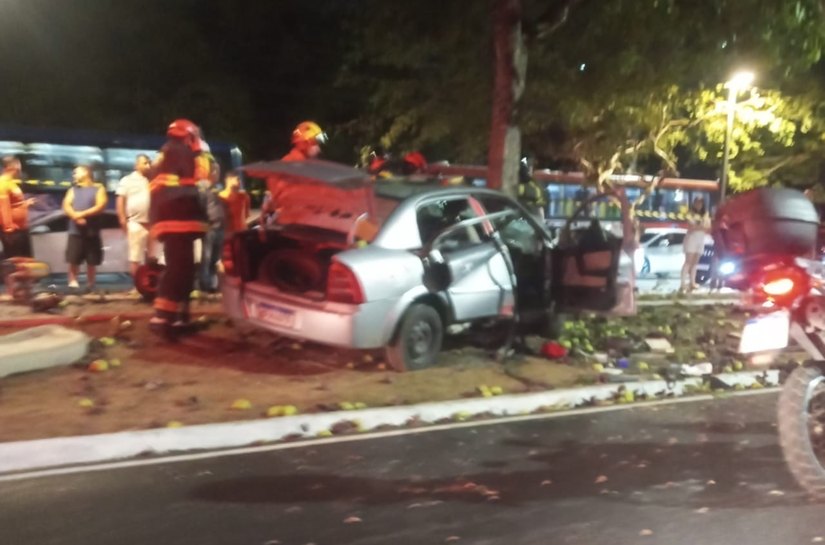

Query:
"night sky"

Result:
[[0, 0, 355, 161]]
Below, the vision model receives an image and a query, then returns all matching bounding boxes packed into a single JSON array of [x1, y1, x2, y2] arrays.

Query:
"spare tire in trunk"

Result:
[[258, 248, 327, 294]]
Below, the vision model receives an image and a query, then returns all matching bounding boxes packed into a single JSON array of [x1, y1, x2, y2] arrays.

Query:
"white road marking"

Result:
[[0, 389, 776, 483]]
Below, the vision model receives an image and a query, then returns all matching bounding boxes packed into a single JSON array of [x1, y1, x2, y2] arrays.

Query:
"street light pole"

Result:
[[720, 85, 736, 202], [719, 70, 754, 203]]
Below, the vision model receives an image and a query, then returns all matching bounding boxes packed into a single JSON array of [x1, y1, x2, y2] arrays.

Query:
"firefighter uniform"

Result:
[[149, 122, 210, 328]]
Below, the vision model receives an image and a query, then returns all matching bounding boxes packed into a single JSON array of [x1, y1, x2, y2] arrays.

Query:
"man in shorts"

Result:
[[116, 154, 152, 279], [63, 165, 107, 292]]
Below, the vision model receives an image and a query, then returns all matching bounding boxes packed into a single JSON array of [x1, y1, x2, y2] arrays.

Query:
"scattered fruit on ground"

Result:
[[88, 359, 109, 373], [230, 399, 252, 410]]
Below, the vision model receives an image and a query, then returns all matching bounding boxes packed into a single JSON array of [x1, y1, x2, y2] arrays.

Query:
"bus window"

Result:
[[24, 143, 105, 186], [0, 141, 25, 157], [104, 148, 157, 190]]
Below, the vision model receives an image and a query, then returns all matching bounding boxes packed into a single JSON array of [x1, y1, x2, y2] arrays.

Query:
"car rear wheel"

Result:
[[385, 303, 443, 372]]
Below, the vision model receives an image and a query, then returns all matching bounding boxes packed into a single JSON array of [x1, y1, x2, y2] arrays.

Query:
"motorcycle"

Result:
[[737, 256, 825, 499], [724, 187, 825, 499]]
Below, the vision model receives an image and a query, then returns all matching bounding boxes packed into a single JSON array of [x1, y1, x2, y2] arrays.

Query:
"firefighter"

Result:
[[260, 121, 327, 230], [517, 157, 548, 220], [147, 119, 210, 334]]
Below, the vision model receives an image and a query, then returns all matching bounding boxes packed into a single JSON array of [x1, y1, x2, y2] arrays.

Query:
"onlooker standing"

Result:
[[116, 154, 152, 278], [197, 158, 225, 292], [219, 170, 250, 236], [63, 165, 107, 291], [680, 196, 710, 293], [0, 156, 33, 257]]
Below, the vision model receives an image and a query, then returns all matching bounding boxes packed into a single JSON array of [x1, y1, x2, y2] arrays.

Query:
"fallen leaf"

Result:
[[768, 490, 785, 496], [78, 398, 94, 408], [812, 537, 824, 543], [540, 480, 553, 487], [594, 475, 608, 484], [640, 529, 654, 537], [706, 480, 717, 486], [695, 507, 710, 514], [343, 516, 362, 524]]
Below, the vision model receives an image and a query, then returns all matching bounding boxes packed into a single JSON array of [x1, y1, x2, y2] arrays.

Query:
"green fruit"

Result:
[[282, 405, 298, 416], [733, 361, 744, 371], [490, 386, 504, 396], [637, 362, 649, 372], [353, 402, 368, 410], [339, 402, 355, 411], [694, 351, 707, 360]]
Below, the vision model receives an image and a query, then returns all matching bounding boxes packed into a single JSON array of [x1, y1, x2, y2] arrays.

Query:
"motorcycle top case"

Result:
[[715, 187, 819, 259]]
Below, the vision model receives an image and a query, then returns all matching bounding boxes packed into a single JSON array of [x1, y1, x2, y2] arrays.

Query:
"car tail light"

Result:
[[222, 238, 237, 276], [327, 261, 364, 304]]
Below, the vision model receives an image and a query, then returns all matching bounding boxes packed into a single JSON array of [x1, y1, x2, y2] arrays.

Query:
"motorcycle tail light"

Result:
[[758, 266, 809, 305], [763, 278, 795, 296]]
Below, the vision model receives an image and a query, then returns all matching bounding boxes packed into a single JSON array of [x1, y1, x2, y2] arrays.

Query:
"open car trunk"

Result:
[[236, 160, 377, 300]]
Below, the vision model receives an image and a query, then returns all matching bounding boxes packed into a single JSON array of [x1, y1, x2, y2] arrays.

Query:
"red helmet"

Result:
[[167, 119, 208, 152], [291, 121, 327, 147], [403, 151, 427, 172], [167, 119, 200, 139]]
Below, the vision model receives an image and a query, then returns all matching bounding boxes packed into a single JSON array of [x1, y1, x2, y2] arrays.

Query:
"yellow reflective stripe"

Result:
[[60, 181, 72, 187], [25, 180, 37, 185], [42, 180, 55, 186]]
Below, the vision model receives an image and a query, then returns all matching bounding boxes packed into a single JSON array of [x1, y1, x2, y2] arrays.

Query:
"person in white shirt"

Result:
[[116, 154, 152, 278]]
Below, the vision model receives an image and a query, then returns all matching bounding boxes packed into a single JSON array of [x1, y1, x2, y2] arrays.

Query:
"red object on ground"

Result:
[[541, 341, 568, 359]]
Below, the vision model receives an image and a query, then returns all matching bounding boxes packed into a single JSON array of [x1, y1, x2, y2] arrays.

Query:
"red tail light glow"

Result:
[[327, 261, 364, 304], [763, 278, 795, 297], [757, 265, 808, 304]]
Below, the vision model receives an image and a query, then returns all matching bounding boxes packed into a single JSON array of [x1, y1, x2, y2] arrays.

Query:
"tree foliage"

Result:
[[340, 0, 825, 192]]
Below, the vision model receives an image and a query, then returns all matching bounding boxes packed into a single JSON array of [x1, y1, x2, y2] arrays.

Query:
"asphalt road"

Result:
[[3, 392, 823, 545]]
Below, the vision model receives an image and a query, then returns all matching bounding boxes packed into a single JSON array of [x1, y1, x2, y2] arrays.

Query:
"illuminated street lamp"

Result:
[[720, 70, 755, 202]]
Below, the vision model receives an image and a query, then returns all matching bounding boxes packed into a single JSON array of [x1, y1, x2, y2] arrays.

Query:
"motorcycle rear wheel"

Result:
[[778, 365, 825, 499]]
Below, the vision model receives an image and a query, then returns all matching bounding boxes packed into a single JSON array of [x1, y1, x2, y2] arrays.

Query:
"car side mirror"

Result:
[[421, 248, 452, 292]]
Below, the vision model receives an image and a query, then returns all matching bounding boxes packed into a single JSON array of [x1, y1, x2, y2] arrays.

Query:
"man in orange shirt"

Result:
[[0, 156, 33, 258]]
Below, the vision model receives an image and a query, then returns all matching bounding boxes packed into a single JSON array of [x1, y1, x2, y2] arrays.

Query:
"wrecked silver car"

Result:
[[221, 160, 629, 371]]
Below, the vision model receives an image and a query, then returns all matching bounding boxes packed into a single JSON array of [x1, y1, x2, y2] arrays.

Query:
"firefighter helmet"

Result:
[[402, 151, 427, 172], [291, 121, 327, 146], [167, 119, 200, 139]]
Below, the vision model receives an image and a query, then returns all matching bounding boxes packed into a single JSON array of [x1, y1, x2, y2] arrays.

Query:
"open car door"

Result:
[[420, 200, 514, 322], [550, 193, 636, 315]]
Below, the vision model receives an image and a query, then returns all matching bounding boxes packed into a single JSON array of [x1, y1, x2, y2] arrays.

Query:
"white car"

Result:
[[27, 210, 129, 274], [635, 227, 712, 278]]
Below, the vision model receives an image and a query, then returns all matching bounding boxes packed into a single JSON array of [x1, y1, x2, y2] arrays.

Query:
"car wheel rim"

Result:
[[408, 321, 434, 358]]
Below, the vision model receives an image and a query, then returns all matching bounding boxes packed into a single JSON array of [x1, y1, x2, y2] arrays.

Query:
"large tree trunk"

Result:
[[488, 0, 526, 196]]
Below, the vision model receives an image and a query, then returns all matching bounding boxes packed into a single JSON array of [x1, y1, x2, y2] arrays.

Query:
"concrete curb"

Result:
[[637, 298, 739, 307], [0, 369, 778, 475]]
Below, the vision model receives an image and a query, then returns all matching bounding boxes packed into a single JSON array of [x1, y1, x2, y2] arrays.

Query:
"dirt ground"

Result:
[[0, 295, 594, 442]]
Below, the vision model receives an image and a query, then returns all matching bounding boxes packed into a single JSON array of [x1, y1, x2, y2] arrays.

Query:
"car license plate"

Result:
[[739, 311, 789, 354], [245, 300, 297, 329]]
